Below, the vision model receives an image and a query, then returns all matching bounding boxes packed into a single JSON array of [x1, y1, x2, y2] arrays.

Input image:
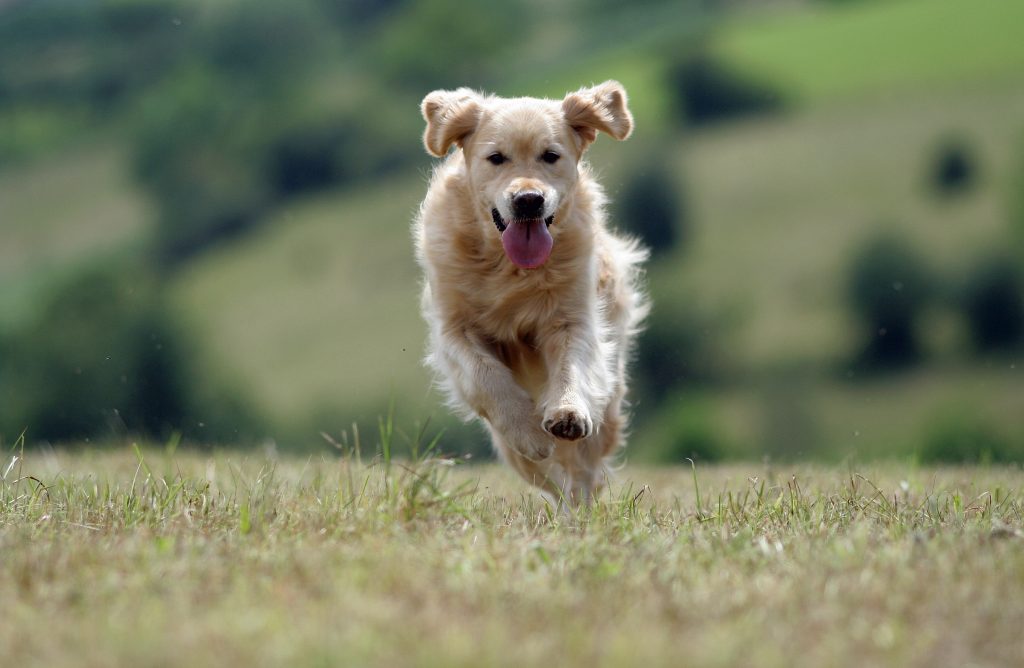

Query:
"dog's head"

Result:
[[421, 81, 633, 269]]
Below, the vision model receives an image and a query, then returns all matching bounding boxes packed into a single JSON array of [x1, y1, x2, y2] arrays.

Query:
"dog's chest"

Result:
[[471, 276, 563, 342], [491, 336, 547, 402]]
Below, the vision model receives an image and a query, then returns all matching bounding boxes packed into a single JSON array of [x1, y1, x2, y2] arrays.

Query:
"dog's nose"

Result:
[[511, 191, 545, 219]]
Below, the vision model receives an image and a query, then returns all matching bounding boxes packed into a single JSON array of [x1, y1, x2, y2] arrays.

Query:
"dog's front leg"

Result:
[[435, 329, 554, 461], [539, 321, 611, 442]]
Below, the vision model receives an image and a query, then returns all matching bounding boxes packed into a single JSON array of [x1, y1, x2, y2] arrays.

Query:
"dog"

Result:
[[413, 81, 649, 505]]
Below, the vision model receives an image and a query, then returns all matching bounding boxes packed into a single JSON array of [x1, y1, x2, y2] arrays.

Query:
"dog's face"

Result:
[[421, 81, 633, 269]]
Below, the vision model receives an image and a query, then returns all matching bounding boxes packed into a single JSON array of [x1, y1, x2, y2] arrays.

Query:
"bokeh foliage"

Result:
[[1, 0, 1022, 461], [846, 233, 933, 369], [0, 264, 255, 443]]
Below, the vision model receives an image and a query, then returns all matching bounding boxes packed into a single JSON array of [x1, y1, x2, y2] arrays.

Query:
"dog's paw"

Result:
[[543, 406, 593, 442]]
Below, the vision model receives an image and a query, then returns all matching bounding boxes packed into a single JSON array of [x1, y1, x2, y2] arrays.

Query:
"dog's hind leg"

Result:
[[489, 426, 564, 499]]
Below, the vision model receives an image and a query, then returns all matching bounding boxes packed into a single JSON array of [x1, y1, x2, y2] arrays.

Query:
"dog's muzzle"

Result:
[[512, 190, 545, 219]]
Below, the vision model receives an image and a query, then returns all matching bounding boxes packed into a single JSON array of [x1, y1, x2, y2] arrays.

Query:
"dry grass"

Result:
[[2, 443, 1022, 668]]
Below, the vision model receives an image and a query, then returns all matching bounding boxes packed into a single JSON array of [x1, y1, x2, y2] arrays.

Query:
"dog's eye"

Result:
[[541, 151, 560, 164], [487, 152, 507, 166]]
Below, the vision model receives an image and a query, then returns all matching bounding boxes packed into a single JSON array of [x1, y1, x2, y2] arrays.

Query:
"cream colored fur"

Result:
[[414, 81, 649, 505]]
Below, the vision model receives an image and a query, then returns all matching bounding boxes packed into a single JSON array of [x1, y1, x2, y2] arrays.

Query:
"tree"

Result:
[[961, 252, 1024, 352], [615, 157, 687, 255], [846, 233, 932, 369]]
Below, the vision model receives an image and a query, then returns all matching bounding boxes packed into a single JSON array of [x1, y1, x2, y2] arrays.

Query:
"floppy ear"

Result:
[[421, 88, 483, 157], [561, 80, 633, 150]]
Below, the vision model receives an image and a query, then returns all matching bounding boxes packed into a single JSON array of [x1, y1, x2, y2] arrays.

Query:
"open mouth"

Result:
[[491, 208, 554, 269]]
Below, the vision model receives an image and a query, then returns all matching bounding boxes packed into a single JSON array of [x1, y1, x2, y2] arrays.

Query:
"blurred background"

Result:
[[1, 0, 1022, 463]]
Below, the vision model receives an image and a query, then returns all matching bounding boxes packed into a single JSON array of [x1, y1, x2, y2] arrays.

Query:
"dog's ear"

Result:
[[421, 88, 483, 157], [561, 80, 633, 150]]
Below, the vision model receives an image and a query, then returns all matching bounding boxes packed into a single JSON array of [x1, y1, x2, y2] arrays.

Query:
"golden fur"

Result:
[[414, 81, 648, 504]]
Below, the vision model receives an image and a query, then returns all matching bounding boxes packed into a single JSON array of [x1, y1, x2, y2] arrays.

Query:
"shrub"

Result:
[[614, 156, 687, 255], [637, 393, 730, 464], [668, 51, 782, 127], [0, 265, 259, 444], [634, 300, 726, 400], [267, 121, 351, 197], [661, 403, 727, 463], [960, 252, 1024, 352], [846, 233, 933, 369], [919, 411, 1022, 464], [927, 135, 978, 197]]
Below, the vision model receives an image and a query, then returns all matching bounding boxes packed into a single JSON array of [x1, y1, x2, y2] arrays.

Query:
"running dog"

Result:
[[414, 81, 648, 505]]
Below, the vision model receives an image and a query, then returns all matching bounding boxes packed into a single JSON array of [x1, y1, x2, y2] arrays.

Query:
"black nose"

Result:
[[511, 191, 545, 219]]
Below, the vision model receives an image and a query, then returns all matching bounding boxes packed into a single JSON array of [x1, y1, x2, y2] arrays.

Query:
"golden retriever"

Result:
[[414, 81, 648, 505]]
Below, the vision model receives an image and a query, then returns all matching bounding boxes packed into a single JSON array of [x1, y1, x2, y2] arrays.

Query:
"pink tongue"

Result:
[[501, 218, 553, 268]]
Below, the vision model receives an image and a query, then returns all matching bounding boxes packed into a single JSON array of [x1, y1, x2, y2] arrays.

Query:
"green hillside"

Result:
[[668, 83, 1024, 369], [170, 176, 429, 425], [167, 79, 1024, 453], [714, 0, 1024, 104], [0, 144, 148, 325], [3, 0, 1023, 457]]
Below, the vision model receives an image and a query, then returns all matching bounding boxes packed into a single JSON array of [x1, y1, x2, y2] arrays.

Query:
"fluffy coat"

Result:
[[413, 81, 649, 504]]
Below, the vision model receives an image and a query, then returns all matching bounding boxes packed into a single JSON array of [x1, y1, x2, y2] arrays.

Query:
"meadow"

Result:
[[3, 444, 1023, 667], [3, 3, 1023, 664]]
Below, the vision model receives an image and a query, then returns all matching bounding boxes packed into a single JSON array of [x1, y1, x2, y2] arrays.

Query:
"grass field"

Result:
[[714, 0, 1024, 105], [2, 447, 1023, 667]]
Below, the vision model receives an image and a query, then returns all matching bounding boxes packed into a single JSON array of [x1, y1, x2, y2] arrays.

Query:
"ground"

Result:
[[2, 447, 1022, 667]]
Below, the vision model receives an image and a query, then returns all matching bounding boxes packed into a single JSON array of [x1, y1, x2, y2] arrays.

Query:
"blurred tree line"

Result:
[[0, 0, 523, 265], [0, 265, 255, 443]]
